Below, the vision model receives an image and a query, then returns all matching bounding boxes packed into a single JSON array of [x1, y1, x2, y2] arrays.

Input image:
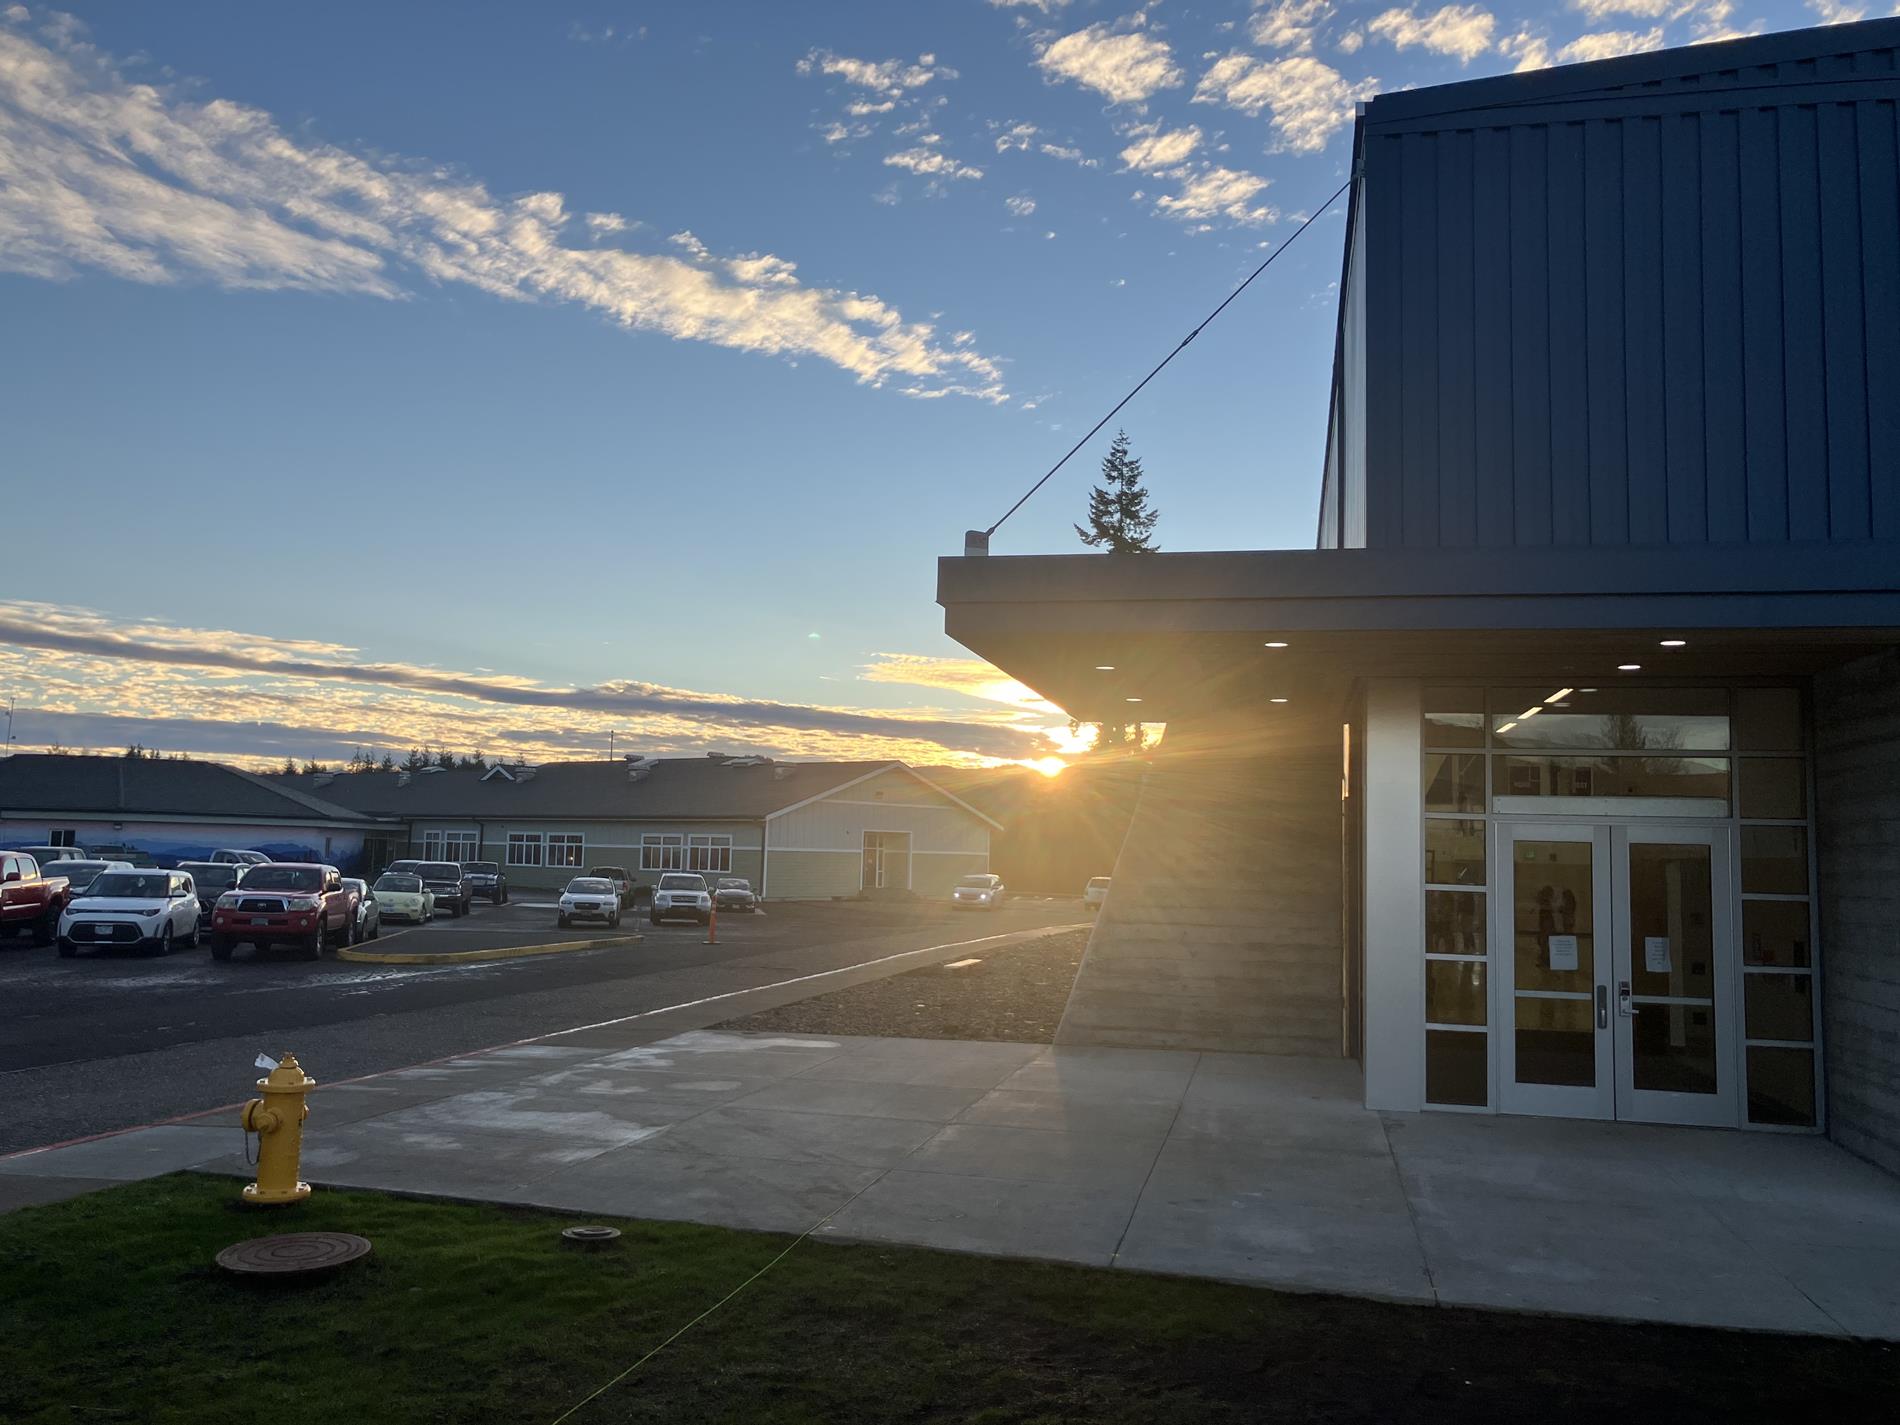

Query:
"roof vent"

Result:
[[397, 771, 411, 787], [417, 765, 446, 775], [481, 764, 517, 783], [313, 773, 335, 788], [627, 766, 651, 783], [514, 766, 538, 782], [721, 756, 770, 768], [773, 766, 794, 781]]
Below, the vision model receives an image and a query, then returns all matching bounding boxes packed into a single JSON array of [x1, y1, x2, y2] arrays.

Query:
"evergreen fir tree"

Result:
[[1075, 430, 1159, 553], [379, 753, 396, 772]]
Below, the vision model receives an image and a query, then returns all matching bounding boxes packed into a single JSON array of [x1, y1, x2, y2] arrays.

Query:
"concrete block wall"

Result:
[[1814, 650, 1900, 1176], [1055, 718, 1344, 1056]]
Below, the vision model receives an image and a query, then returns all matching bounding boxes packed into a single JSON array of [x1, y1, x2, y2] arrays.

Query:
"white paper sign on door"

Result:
[[1547, 934, 1579, 972], [1644, 936, 1672, 973]]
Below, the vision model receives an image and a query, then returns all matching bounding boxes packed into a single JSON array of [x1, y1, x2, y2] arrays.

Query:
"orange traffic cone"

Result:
[[705, 906, 717, 945]]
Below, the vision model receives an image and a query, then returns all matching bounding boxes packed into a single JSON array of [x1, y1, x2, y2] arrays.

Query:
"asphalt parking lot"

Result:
[[0, 895, 1086, 1156]]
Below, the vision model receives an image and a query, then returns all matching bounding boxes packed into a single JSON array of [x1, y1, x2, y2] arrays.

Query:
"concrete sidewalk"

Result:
[[5, 1030, 1897, 1339]]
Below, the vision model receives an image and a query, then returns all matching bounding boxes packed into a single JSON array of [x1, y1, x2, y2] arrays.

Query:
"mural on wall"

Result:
[[0, 821, 372, 876]]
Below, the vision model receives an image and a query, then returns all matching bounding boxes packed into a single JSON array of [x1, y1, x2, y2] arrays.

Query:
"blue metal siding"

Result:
[[1338, 26, 1900, 552]]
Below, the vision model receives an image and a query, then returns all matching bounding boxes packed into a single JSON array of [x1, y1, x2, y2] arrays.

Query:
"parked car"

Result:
[[1083, 876, 1111, 912], [1, 853, 71, 946], [461, 860, 509, 904], [713, 877, 759, 913], [83, 843, 158, 867], [384, 859, 423, 876], [209, 862, 355, 961], [650, 872, 712, 926], [558, 877, 622, 929], [952, 873, 1007, 911], [342, 878, 382, 941], [58, 868, 200, 957], [177, 861, 245, 921], [13, 845, 89, 865], [417, 861, 474, 917], [41, 859, 133, 896], [372, 871, 434, 924], [210, 848, 272, 866], [588, 865, 634, 908]]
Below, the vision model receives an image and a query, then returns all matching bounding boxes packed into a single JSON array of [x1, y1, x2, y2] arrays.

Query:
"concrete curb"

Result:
[[336, 933, 644, 965]]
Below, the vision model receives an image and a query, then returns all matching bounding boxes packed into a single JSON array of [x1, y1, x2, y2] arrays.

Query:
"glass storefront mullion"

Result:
[[1419, 682, 1820, 1130]]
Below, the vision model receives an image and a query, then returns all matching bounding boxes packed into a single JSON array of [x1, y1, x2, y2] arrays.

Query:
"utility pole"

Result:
[[4, 697, 13, 756], [608, 730, 614, 761]]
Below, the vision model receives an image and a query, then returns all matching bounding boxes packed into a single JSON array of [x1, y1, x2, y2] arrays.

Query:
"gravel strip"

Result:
[[715, 926, 1090, 1043]]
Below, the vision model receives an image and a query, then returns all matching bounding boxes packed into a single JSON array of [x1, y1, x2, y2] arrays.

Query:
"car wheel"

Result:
[[304, 922, 325, 961], [558, 913, 571, 928], [369, 917, 380, 940], [57, 937, 77, 959], [182, 919, 200, 949], [608, 911, 620, 928], [153, 923, 174, 958], [648, 910, 661, 926], [211, 936, 234, 961], [31, 907, 58, 947]]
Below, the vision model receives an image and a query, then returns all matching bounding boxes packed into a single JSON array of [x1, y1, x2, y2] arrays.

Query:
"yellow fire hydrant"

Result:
[[240, 1052, 315, 1205]]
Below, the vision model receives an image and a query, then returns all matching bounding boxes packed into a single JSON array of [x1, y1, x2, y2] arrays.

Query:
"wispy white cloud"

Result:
[[1037, 141, 1101, 168], [988, 0, 1071, 10], [1806, 0, 1868, 21], [1118, 123, 1204, 172], [1366, 5, 1498, 63], [1248, 0, 1336, 52], [1499, 22, 1667, 70], [0, 603, 1061, 767], [1192, 52, 1374, 153], [1153, 166, 1276, 226], [0, 14, 1005, 401], [993, 121, 1040, 152], [1037, 17, 1184, 105], [883, 147, 985, 182], [1004, 194, 1037, 216], [794, 48, 957, 97]]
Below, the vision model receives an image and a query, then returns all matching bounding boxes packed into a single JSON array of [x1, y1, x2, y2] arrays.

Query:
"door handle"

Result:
[[1618, 981, 1638, 1018], [1596, 985, 1609, 1030]]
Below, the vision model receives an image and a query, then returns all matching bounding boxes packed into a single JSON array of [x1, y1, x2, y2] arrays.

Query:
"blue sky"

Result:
[[0, 0, 1858, 769]]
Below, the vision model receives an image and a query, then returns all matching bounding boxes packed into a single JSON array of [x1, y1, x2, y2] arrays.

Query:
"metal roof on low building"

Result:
[[0, 755, 383, 824], [278, 758, 998, 825]]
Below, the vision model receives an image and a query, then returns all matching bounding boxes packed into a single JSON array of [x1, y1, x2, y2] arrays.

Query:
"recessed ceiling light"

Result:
[[1094, 665, 1116, 671], [1659, 639, 1687, 648], [1269, 697, 1288, 704], [1496, 721, 1519, 734], [1548, 688, 1575, 702], [1263, 641, 1288, 649], [1125, 697, 1143, 703], [1618, 663, 1641, 672], [1519, 707, 1542, 720]]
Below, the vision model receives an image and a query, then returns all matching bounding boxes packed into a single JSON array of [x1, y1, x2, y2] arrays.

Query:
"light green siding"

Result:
[[762, 767, 991, 899], [762, 848, 862, 900], [401, 817, 763, 894]]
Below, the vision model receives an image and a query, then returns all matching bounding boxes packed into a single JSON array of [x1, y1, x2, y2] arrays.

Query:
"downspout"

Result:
[[759, 817, 770, 901]]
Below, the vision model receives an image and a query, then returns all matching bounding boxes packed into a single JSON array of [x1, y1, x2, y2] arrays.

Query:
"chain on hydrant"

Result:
[[240, 1051, 315, 1205]]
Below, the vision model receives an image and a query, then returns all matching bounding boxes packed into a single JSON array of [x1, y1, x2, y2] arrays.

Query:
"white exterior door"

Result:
[[1495, 821, 1738, 1127]]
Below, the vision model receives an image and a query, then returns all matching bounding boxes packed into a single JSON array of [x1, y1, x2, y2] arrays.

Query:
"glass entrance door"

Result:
[[1495, 822, 1738, 1126]]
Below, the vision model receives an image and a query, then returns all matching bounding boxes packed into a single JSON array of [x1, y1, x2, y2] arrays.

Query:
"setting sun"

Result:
[[1026, 756, 1068, 778]]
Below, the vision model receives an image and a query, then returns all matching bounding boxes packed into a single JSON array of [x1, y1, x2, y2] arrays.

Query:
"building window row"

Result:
[[640, 832, 733, 873], [423, 830, 479, 863]]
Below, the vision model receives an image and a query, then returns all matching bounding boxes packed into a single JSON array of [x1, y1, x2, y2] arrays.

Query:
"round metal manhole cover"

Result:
[[216, 1232, 373, 1278], [561, 1225, 622, 1248]]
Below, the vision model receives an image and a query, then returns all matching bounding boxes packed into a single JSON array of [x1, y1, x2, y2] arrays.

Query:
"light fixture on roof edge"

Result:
[[1618, 663, 1641, 671], [1264, 641, 1288, 648], [1659, 639, 1687, 648]]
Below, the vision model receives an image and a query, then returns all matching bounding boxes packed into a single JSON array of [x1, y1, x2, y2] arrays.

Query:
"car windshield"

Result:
[[463, 862, 498, 874], [958, 875, 999, 888], [419, 863, 461, 879], [375, 874, 422, 893], [588, 867, 626, 879], [567, 879, 613, 894], [60, 863, 111, 888], [239, 866, 323, 892], [659, 874, 705, 891], [717, 879, 749, 890], [182, 865, 240, 889], [1088, 878, 1111, 888], [86, 872, 170, 898]]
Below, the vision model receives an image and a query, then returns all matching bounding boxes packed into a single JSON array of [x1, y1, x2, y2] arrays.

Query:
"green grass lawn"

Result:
[[2, 1174, 1895, 1424]]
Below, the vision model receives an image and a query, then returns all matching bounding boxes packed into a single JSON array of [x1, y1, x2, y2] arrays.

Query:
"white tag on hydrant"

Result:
[[255, 1053, 280, 1071]]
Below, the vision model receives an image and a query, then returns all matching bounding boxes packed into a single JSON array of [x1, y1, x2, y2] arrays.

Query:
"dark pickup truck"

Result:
[[0, 853, 71, 946]]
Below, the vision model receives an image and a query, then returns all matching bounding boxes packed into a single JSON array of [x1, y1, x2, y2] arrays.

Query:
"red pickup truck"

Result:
[[209, 862, 357, 961], [0, 853, 71, 947]]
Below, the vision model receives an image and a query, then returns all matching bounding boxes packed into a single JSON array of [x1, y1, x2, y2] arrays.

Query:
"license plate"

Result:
[[251, 917, 272, 926]]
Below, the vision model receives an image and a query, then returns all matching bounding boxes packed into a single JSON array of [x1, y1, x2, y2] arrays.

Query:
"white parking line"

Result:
[[537, 923, 1090, 1042]]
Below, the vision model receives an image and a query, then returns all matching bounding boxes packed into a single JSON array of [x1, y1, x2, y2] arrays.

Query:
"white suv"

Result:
[[650, 872, 711, 926], [59, 868, 201, 957], [1083, 876, 1111, 912]]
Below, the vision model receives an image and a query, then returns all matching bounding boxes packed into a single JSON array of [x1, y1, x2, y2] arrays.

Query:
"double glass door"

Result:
[[1495, 822, 1738, 1125]]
